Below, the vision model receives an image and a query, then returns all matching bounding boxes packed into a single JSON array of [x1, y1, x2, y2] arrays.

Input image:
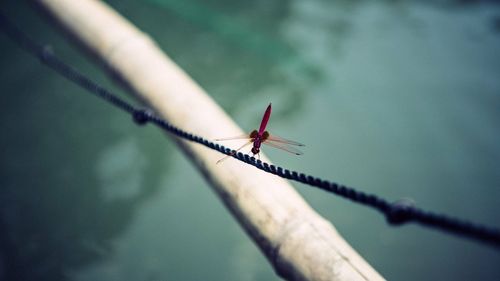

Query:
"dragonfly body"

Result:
[[251, 103, 272, 154], [216, 103, 304, 163], [249, 130, 268, 155]]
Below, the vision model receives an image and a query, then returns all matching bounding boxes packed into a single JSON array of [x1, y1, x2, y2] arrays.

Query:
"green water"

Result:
[[1, 0, 499, 280]]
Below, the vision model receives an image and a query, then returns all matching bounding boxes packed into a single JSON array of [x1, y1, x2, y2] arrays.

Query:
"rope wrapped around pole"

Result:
[[33, 0, 385, 280]]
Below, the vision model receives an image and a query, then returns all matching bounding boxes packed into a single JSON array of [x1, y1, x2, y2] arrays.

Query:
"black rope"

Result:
[[1, 12, 499, 249]]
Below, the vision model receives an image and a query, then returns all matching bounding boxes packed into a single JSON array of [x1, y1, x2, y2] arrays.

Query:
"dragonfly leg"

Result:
[[216, 141, 253, 164]]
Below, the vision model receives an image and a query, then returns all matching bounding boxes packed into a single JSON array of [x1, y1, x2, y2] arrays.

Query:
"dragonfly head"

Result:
[[251, 147, 260, 155]]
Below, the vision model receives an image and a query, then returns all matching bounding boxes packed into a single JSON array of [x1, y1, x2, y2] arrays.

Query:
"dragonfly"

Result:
[[215, 103, 304, 164]]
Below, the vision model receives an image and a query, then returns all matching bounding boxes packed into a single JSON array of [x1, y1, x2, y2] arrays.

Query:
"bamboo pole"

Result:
[[34, 0, 385, 280]]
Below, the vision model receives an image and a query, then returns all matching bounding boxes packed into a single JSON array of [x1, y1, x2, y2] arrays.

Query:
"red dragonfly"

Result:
[[216, 103, 304, 164]]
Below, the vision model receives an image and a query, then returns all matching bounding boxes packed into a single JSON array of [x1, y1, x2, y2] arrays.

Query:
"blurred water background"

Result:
[[1, 0, 499, 280]]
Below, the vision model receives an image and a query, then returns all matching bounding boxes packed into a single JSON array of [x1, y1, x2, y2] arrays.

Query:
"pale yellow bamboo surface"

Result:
[[34, 0, 385, 280]]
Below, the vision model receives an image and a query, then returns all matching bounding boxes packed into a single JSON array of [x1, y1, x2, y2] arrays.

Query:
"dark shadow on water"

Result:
[[0, 152, 167, 280]]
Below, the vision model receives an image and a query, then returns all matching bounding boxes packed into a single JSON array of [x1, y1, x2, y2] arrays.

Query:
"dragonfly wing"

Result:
[[216, 140, 253, 164], [215, 134, 251, 141], [263, 141, 303, 155], [266, 134, 305, 146]]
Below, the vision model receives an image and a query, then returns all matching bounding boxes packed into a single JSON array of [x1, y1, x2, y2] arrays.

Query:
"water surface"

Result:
[[1, 0, 499, 280]]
